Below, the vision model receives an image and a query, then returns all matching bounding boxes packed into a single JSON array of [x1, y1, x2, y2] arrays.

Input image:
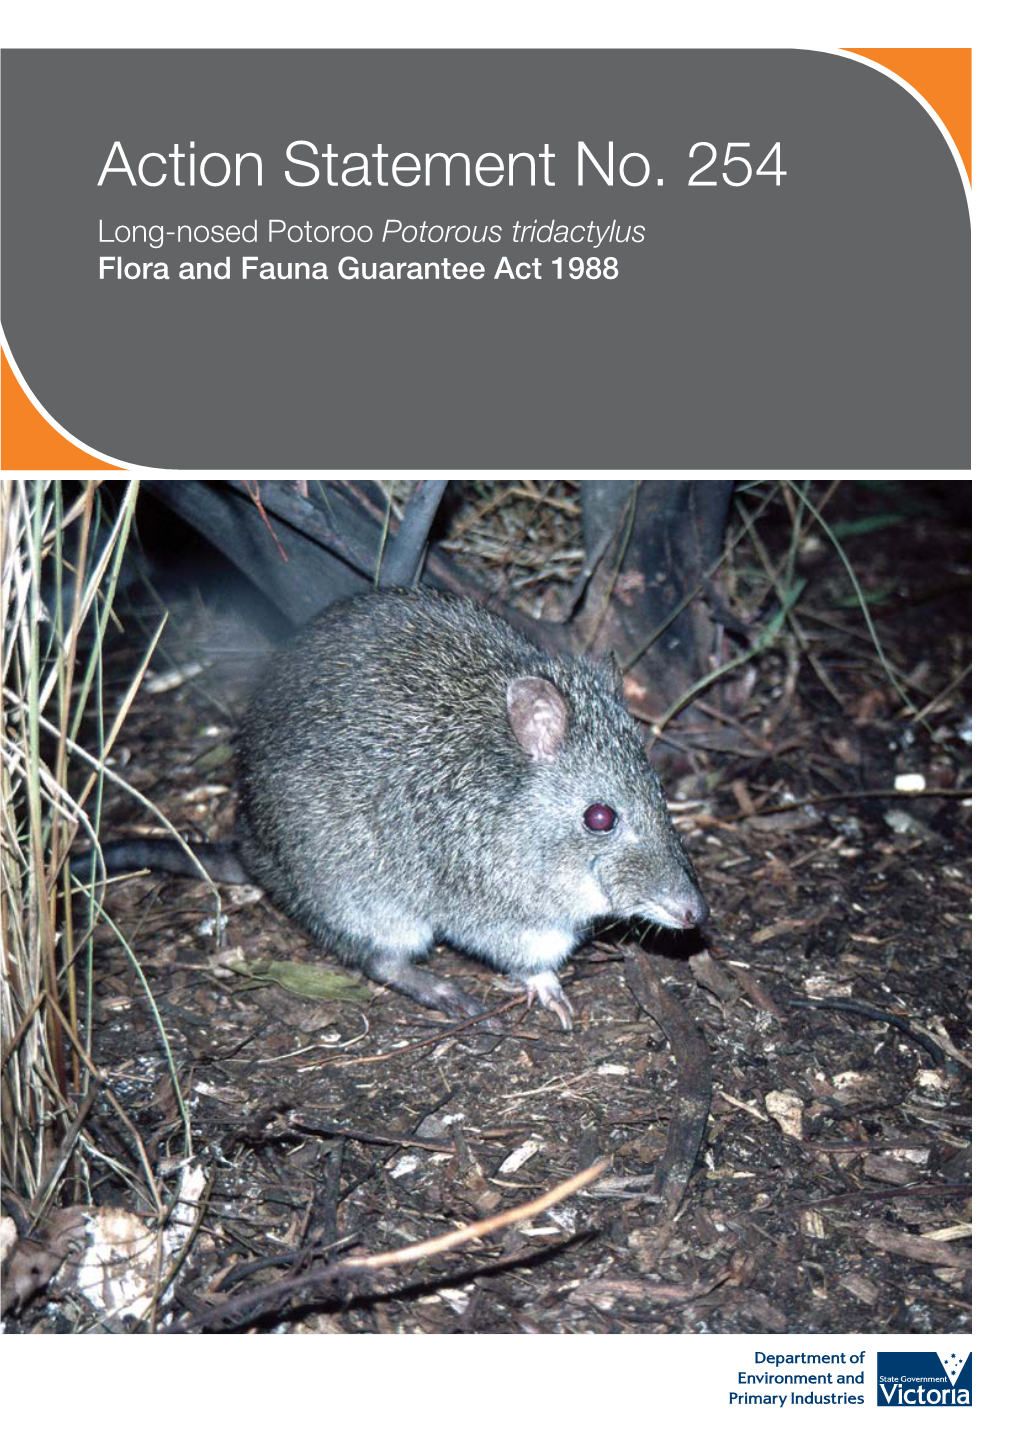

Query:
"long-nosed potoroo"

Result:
[[77, 588, 708, 1029]]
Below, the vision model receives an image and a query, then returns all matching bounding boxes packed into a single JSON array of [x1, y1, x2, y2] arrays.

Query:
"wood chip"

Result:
[[863, 1224, 971, 1268]]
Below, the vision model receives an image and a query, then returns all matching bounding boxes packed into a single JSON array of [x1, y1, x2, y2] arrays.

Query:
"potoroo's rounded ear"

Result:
[[506, 676, 570, 759]]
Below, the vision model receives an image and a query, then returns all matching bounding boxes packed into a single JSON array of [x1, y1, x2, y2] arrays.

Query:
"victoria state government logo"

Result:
[[877, 1351, 972, 1406]]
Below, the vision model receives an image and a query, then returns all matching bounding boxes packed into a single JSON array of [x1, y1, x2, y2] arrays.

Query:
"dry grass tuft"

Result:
[[1, 479, 189, 1223]]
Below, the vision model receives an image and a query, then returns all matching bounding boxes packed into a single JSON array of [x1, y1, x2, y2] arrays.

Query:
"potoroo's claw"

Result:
[[525, 971, 575, 1031]]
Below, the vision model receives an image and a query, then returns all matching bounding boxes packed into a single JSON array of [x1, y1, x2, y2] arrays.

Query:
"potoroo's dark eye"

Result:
[[584, 803, 617, 833]]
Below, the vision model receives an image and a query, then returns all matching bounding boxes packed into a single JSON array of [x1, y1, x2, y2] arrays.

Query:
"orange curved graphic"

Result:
[[1, 350, 121, 471], [845, 49, 971, 185]]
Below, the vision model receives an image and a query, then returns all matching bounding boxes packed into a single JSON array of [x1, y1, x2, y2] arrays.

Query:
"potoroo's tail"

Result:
[[70, 838, 250, 885]]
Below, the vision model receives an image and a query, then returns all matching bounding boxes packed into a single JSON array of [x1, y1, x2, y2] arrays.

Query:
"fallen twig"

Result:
[[623, 948, 711, 1209], [177, 1156, 609, 1331]]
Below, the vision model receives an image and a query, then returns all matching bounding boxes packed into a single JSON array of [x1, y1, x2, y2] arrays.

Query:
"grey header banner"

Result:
[[0, 50, 969, 469]]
